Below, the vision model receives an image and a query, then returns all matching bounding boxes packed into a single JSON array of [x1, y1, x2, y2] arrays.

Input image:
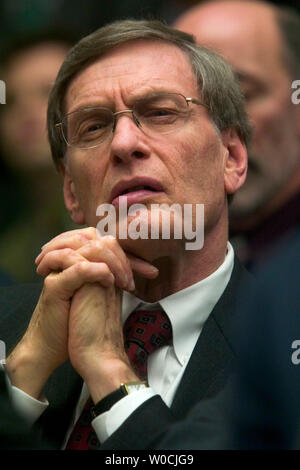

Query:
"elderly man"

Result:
[[175, 0, 300, 268], [0, 20, 250, 450]]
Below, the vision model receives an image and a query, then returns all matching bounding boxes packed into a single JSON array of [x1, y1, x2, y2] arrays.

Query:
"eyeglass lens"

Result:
[[62, 93, 191, 149]]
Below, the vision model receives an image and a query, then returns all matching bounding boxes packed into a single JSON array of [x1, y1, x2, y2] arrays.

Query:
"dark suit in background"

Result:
[[229, 228, 300, 449], [154, 229, 300, 450]]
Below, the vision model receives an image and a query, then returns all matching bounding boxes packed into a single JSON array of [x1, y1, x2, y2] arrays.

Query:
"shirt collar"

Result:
[[122, 242, 234, 365]]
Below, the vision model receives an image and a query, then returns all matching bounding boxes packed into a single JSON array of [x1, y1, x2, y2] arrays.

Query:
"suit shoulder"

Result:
[[0, 283, 42, 351], [0, 283, 42, 318]]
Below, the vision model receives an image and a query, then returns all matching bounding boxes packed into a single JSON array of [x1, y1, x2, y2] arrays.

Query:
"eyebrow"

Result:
[[65, 89, 193, 115]]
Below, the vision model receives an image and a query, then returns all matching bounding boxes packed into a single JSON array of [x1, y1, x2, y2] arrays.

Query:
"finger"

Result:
[[44, 262, 116, 302], [37, 248, 129, 291], [126, 253, 159, 279], [35, 228, 97, 265], [37, 248, 86, 277], [42, 227, 97, 248], [77, 240, 133, 290]]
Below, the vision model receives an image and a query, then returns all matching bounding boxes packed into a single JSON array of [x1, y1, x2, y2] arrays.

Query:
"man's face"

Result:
[[175, 1, 300, 219], [0, 42, 68, 172], [63, 40, 242, 259]]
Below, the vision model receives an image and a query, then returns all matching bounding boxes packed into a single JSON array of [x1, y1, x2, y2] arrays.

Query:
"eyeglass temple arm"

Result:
[[186, 97, 207, 108]]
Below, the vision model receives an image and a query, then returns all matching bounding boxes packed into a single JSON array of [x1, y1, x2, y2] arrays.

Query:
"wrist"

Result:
[[82, 358, 140, 404], [90, 381, 149, 418], [5, 341, 54, 400]]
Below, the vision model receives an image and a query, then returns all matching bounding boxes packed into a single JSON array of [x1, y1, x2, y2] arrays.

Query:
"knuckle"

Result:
[[42, 251, 57, 264], [99, 262, 111, 276], [74, 230, 96, 246], [62, 247, 74, 257], [76, 260, 89, 275], [91, 240, 105, 253], [103, 235, 117, 249], [44, 274, 56, 291], [87, 239, 99, 249], [85, 227, 97, 239], [74, 233, 87, 245]]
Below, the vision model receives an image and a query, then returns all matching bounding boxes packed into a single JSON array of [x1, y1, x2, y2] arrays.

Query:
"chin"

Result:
[[118, 236, 181, 263]]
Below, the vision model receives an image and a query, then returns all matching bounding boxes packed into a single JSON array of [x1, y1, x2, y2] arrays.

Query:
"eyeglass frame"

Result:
[[55, 92, 207, 150]]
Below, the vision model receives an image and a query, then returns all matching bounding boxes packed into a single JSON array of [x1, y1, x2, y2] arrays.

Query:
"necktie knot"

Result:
[[123, 308, 172, 380]]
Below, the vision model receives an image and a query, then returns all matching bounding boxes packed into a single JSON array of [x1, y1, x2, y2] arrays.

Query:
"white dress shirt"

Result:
[[8, 243, 234, 446]]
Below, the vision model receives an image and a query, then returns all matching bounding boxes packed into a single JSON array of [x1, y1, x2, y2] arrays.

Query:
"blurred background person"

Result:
[[0, 31, 78, 282], [0, 0, 198, 55], [175, 0, 300, 269]]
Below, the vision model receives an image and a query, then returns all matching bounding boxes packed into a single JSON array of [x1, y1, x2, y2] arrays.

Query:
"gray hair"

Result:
[[47, 19, 252, 168]]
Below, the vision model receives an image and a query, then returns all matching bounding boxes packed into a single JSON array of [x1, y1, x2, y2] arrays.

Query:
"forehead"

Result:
[[176, 2, 286, 81], [65, 40, 198, 113]]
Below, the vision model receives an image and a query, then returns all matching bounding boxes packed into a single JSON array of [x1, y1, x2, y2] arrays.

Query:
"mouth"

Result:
[[110, 177, 164, 207]]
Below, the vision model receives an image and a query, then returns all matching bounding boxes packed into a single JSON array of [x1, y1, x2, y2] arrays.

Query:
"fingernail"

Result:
[[129, 279, 135, 291], [149, 265, 159, 273], [35, 253, 41, 264]]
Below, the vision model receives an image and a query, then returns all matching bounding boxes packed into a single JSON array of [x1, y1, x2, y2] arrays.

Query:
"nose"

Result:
[[109, 111, 150, 165], [112, 109, 141, 131]]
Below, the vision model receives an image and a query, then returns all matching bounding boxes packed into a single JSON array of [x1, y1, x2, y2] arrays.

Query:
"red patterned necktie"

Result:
[[66, 308, 172, 450], [123, 309, 172, 380]]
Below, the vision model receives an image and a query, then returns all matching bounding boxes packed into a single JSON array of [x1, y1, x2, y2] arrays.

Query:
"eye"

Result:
[[85, 122, 105, 133], [79, 121, 102, 135], [75, 118, 110, 142], [141, 107, 179, 122], [148, 107, 175, 116]]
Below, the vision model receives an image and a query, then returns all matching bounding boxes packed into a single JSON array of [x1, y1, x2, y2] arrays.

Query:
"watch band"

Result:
[[90, 381, 148, 419], [90, 388, 126, 419]]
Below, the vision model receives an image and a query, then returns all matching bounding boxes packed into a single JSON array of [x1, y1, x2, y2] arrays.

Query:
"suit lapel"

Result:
[[171, 258, 252, 419]]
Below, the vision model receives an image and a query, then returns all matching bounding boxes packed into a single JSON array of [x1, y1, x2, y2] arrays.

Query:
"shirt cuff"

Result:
[[0, 362, 49, 424], [10, 386, 49, 425], [92, 387, 156, 443]]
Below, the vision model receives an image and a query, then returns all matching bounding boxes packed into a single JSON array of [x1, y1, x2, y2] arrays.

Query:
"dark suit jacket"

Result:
[[228, 228, 300, 449], [0, 258, 252, 450], [0, 370, 53, 450], [156, 228, 300, 450]]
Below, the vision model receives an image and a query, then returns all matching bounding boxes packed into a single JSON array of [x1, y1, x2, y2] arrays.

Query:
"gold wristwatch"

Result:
[[90, 381, 148, 418]]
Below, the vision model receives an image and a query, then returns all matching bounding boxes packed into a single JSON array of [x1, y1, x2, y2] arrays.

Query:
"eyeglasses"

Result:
[[55, 92, 206, 150]]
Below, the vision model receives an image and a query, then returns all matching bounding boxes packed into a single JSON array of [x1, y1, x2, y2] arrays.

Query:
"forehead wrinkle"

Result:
[[66, 76, 180, 114], [65, 40, 198, 114]]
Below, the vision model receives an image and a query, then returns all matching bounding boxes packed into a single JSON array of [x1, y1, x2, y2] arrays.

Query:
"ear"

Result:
[[60, 163, 86, 225], [221, 128, 248, 195]]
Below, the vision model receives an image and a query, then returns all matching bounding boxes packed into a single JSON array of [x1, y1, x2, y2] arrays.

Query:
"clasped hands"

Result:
[[6, 228, 159, 403]]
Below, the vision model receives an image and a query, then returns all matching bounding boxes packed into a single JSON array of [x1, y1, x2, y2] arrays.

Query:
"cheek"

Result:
[[68, 155, 106, 222], [176, 135, 224, 194]]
